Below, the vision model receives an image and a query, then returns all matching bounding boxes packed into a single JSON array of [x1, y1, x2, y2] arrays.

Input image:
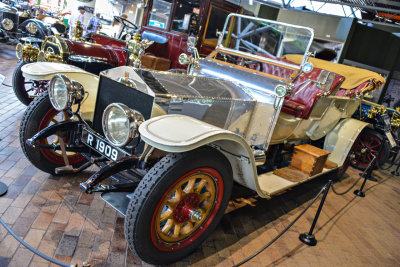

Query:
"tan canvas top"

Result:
[[283, 54, 385, 89]]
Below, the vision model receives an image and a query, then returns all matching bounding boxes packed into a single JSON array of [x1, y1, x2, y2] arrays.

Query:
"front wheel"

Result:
[[19, 90, 86, 174], [12, 61, 48, 105], [124, 147, 233, 265]]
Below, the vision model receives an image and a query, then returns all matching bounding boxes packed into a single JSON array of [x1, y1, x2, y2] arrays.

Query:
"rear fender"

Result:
[[139, 114, 269, 198], [324, 118, 370, 166]]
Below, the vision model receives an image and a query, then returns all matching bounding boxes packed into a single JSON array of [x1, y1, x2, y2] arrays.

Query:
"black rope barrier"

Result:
[[330, 159, 374, 196], [0, 217, 73, 267], [233, 180, 330, 267], [233, 153, 386, 267]]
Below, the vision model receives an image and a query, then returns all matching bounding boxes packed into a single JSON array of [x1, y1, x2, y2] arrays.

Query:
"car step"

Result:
[[101, 192, 132, 216]]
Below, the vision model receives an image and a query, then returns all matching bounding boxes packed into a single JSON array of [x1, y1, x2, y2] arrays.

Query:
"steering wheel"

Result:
[[114, 16, 138, 40], [114, 16, 138, 30]]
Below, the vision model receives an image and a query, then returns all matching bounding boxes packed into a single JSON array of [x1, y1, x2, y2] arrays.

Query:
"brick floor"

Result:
[[1, 43, 400, 267]]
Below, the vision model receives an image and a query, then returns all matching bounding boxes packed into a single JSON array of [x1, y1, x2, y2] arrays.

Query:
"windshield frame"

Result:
[[216, 13, 315, 71]]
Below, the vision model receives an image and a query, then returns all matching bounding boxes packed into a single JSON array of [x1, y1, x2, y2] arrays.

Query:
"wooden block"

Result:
[[273, 167, 309, 183], [290, 144, 330, 176]]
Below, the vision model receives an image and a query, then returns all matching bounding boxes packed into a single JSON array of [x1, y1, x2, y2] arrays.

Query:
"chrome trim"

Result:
[[49, 74, 85, 111]]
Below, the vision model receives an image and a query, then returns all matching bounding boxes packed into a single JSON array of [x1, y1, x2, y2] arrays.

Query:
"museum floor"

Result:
[[0, 43, 399, 267]]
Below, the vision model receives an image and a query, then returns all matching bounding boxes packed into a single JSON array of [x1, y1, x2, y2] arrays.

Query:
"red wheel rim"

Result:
[[38, 107, 84, 165], [352, 132, 384, 168], [150, 167, 224, 252], [23, 78, 47, 100]]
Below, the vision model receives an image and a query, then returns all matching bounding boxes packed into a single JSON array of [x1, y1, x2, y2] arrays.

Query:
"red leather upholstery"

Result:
[[281, 70, 345, 119], [255, 54, 345, 119]]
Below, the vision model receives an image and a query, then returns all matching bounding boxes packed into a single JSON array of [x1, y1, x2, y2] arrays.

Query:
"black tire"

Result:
[[124, 147, 233, 265], [20, 90, 86, 175], [350, 128, 390, 171], [13, 61, 32, 105]]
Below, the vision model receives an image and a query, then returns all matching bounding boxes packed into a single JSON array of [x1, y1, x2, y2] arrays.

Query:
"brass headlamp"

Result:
[[15, 41, 40, 62], [37, 47, 63, 63]]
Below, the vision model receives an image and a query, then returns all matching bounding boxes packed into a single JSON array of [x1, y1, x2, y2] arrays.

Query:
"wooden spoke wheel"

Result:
[[124, 147, 232, 265], [37, 106, 84, 166], [152, 168, 222, 249], [350, 128, 390, 170], [20, 91, 86, 174]]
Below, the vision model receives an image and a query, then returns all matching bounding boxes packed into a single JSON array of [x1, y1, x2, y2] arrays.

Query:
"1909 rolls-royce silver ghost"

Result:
[[19, 14, 384, 264]]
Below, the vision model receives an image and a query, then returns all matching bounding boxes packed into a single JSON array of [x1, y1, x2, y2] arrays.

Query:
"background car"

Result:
[[351, 101, 400, 170], [12, 16, 140, 105], [0, 1, 19, 41], [13, 33, 127, 105]]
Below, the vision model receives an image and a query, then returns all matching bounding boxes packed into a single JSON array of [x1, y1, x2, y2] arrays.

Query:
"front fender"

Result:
[[21, 62, 99, 120], [139, 114, 269, 198], [324, 118, 370, 166], [19, 19, 49, 39]]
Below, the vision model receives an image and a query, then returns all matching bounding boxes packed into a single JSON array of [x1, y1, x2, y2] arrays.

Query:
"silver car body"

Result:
[[21, 14, 373, 198]]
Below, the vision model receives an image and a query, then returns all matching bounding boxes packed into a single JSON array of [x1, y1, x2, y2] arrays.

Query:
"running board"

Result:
[[258, 166, 338, 196], [100, 192, 133, 216]]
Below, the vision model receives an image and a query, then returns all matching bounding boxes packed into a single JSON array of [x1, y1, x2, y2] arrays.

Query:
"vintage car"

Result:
[[18, 16, 67, 41], [19, 14, 385, 264], [0, 0, 67, 42], [12, 16, 143, 105], [0, 2, 19, 41], [351, 100, 400, 170]]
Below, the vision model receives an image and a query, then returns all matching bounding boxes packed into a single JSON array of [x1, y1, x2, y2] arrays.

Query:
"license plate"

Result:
[[81, 127, 128, 161], [385, 131, 397, 148]]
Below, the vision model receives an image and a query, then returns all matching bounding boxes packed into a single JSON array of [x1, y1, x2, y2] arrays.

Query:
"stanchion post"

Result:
[[391, 157, 400, 176], [0, 182, 7, 197], [299, 179, 332, 246], [354, 154, 377, 197]]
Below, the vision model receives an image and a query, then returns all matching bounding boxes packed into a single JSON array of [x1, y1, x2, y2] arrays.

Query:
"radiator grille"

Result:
[[92, 75, 154, 153]]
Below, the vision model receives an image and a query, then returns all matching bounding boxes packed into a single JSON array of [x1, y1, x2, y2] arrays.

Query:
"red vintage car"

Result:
[[12, 16, 137, 105]]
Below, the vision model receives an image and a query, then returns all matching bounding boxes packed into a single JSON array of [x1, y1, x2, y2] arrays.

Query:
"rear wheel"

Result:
[[124, 147, 232, 265], [350, 128, 390, 170], [20, 90, 86, 174]]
